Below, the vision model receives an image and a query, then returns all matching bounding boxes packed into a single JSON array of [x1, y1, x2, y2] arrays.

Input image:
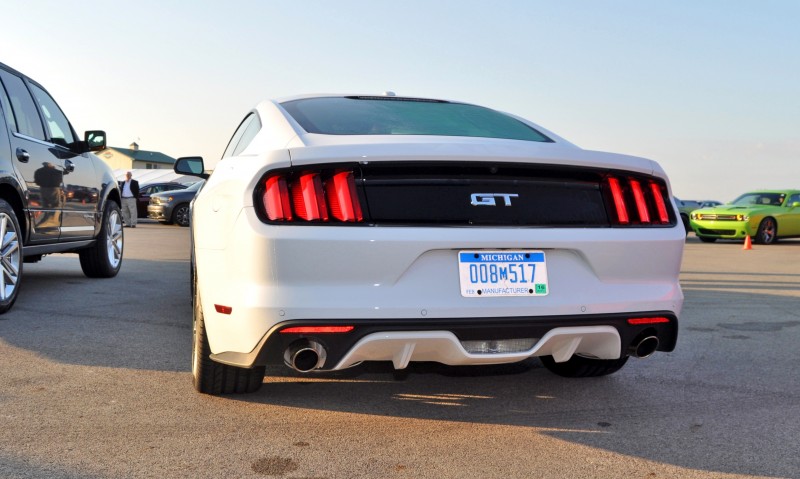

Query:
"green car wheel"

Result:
[[756, 217, 777, 244]]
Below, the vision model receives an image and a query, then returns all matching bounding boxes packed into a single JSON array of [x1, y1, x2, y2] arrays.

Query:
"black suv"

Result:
[[0, 62, 123, 314]]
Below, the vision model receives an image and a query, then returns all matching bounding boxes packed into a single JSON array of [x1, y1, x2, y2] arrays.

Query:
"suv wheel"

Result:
[[192, 288, 265, 395], [0, 200, 22, 315], [79, 201, 123, 278], [540, 354, 629, 377]]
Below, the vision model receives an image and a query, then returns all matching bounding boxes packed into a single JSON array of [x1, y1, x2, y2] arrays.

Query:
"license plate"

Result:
[[458, 250, 548, 297]]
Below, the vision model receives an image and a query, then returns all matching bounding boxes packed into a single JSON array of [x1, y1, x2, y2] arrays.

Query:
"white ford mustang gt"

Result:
[[175, 94, 684, 395]]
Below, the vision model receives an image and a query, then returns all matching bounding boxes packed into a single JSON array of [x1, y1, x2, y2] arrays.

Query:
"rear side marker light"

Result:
[[627, 317, 670, 325], [280, 326, 355, 334], [215, 305, 233, 315]]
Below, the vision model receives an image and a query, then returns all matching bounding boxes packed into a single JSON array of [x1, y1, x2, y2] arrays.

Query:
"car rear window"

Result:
[[281, 96, 553, 142]]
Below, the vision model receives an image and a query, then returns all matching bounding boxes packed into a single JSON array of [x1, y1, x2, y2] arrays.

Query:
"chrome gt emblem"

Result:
[[470, 193, 519, 206]]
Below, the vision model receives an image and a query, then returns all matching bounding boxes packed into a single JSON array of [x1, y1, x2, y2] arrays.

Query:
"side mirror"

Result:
[[792, 202, 800, 208], [174, 156, 208, 179], [85, 130, 107, 152]]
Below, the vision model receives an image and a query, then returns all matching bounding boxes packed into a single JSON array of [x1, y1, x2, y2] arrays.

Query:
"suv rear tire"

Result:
[[0, 199, 23, 315], [79, 201, 123, 278]]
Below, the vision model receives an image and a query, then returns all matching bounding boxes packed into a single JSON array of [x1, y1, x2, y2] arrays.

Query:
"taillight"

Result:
[[630, 180, 650, 223], [264, 176, 292, 221], [608, 177, 629, 224], [260, 168, 365, 224], [649, 182, 670, 223], [325, 171, 363, 222], [605, 176, 672, 226], [291, 172, 328, 221]]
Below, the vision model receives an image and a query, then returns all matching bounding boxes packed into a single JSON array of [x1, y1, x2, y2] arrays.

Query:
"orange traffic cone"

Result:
[[743, 235, 752, 250]]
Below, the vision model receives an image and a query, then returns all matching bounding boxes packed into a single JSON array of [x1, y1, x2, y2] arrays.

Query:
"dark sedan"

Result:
[[147, 180, 204, 226], [137, 182, 187, 217]]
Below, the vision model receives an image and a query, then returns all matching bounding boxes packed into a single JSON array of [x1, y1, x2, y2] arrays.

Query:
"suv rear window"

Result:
[[281, 96, 553, 142]]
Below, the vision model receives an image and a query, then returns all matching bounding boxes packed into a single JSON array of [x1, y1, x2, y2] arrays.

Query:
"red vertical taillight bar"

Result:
[[629, 179, 650, 223], [263, 176, 292, 221], [649, 181, 670, 224], [292, 173, 329, 221], [607, 177, 629, 224], [325, 171, 363, 222]]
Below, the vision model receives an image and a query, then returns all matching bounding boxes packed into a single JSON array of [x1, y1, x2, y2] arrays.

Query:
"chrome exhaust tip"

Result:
[[629, 336, 659, 359], [284, 340, 327, 372]]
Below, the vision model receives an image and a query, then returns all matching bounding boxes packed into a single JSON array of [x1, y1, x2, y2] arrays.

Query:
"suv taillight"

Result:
[[605, 175, 671, 226], [260, 169, 364, 223]]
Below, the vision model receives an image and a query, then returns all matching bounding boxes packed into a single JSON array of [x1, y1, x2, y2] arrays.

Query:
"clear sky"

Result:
[[3, 0, 798, 201]]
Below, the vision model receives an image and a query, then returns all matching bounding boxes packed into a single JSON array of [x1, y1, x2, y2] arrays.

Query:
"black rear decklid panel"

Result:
[[361, 162, 609, 226]]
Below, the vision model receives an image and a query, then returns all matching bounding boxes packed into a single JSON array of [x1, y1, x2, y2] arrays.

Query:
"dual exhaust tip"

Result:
[[284, 340, 327, 372]]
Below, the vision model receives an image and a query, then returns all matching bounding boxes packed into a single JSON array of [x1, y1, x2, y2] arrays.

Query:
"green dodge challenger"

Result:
[[690, 190, 800, 244]]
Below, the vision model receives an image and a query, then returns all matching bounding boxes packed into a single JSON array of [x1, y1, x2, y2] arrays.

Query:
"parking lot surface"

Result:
[[1, 225, 798, 478]]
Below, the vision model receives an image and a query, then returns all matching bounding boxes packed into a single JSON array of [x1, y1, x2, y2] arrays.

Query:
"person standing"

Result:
[[119, 171, 140, 227]]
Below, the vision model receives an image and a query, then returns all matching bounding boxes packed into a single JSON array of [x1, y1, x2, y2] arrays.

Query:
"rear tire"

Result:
[[0, 200, 23, 315], [192, 289, 265, 395], [540, 354, 629, 378], [79, 201, 123, 278]]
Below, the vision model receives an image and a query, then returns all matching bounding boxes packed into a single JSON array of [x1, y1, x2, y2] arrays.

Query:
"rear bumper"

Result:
[[210, 311, 678, 369], [197, 206, 684, 367]]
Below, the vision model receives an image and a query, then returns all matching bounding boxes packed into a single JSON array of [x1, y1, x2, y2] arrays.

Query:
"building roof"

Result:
[[106, 147, 176, 165]]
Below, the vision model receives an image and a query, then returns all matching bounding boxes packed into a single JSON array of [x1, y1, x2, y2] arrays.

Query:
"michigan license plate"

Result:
[[458, 250, 549, 297]]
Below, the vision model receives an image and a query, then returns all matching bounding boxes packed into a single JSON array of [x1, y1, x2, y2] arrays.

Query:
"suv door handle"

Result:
[[64, 159, 75, 173], [16, 148, 30, 163]]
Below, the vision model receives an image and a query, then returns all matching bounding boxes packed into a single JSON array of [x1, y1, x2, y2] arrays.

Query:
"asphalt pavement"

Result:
[[1, 225, 798, 479]]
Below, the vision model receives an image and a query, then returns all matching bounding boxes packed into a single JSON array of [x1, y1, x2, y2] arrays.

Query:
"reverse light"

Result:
[[280, 326, 355, 334]]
